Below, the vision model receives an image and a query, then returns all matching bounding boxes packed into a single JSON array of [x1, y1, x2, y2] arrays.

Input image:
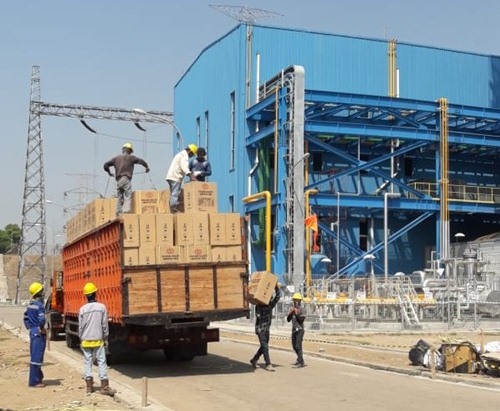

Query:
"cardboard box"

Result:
[[156, 214, 174, 245], [211, 246, 226, 262], [139, 214, 157, 245], [248, 271, 278, 305], [209, 214, 226, 245], [132, 190, 161, 214], [175, 213, 194, 245], [225, 245, 243, 262], [122, 214, 140, 247], [192, 213, 209, 244], [158, 190, 171, 214], [183, 181, 218, 213], [183, 245, 211, 263], [139, 245, 156, 265], [225, 213, 242, 245], [123, 247, 139, 266], [156, 245, 183, 264]]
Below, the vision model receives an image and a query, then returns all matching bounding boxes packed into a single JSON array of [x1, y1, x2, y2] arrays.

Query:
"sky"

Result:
[[2, 0, 500, 245]]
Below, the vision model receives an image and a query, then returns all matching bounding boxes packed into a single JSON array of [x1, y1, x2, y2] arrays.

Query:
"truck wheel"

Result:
[[48, 323, 61, 341]]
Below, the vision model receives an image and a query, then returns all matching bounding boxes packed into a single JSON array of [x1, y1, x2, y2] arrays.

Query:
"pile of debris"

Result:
[[409, 337, 500, 376]]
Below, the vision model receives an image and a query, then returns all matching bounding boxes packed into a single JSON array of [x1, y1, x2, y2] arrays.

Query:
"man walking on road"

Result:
[[103, 142, 150, 215], [165, 144, 197, 212], [250, 283, 281, 371], [79, 282, 116, 396], [287, 292, 306, 368], [23, 282, 47, 388]]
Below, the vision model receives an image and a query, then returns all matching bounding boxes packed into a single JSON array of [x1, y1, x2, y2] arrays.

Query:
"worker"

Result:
[[23, 282, 47, 388], [189, 147, 212, 181], [78, 282, 116, 396], [165, 144, 197, 212], [287, 292, 306, 368], [249, 283, 281, 371], [103, 143, 150, 215]]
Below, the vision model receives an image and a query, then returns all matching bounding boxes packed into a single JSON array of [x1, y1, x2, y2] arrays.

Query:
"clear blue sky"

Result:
[[2, 0, 500, 243]]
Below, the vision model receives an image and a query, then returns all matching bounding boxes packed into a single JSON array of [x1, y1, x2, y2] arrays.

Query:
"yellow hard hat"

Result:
[[83, 282, 98, 295], [292, 292, 303, 300], [29, 282, 43, 297], [187, 144, 198, 155], [123, 143, 134, 152]]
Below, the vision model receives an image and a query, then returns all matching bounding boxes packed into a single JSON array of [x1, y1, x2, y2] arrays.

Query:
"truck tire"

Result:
[[47, 322, 61, 341]]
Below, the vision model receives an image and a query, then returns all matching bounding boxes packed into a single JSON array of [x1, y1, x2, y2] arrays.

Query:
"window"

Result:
[[229, 195, 234, 212], [230, 91, 236, 170], [196, 116, 201, 146], [359, 219, 368, 251]]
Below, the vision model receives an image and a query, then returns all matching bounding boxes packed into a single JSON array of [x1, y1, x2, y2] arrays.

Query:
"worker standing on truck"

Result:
[[79, 282, 116, 396], [287, 292, 306, 368], [103, 143, 150, 215], [23, 282, 47, 388], [189, 147, 212, 181], [250, 283, 281, 371], [165, 144, 197, 212]]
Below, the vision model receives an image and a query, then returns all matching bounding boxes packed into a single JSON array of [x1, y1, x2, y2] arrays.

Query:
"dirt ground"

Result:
[[2, 325, 500, 411], [0, 327, 128, 411]]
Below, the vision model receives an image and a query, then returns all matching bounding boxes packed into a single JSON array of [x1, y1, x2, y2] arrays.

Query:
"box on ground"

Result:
[[248, 271, 278, 305]]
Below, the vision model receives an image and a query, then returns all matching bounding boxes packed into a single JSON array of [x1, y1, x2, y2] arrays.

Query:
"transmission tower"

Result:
[[16, 65, 174, 303], [209, 4, 283, 24], [16, 65, 47, 303]]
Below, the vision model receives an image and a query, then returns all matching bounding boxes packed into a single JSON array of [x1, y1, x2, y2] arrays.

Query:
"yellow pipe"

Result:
[[305, 189, 318, 296], [243, 191, 272, 272]]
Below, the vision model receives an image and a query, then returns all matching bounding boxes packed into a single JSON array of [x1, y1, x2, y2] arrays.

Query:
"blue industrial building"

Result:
[[174, 24, 500, 287]]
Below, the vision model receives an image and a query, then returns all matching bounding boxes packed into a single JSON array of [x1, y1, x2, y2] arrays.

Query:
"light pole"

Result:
[[454, 232, 465, 258], [384, 192, 401, 284], [133, 108, 185, 149]]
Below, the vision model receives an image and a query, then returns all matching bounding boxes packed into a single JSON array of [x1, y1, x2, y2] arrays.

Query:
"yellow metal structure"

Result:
[[305, 189, 318, 296]]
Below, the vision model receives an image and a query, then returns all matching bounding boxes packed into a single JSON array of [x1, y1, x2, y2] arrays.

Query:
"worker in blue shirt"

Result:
[[189, 147, 212, 181], [23, 282, 47, 388]]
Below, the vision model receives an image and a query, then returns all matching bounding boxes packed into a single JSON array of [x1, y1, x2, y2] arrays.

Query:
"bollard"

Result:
[[142, 376, 148, 407], [429, 347, 436, 378]]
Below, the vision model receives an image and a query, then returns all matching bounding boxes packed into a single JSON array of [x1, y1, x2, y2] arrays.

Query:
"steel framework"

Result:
[[16, 65, 173, 303]]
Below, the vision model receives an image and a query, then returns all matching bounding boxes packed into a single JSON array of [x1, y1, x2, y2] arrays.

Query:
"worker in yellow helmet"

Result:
[[287, 292, 306, 368], [78, 282, 116, 396], [165, 144, 198, 212], [23, 282, 47, 387], [103, 143, 150, 215]]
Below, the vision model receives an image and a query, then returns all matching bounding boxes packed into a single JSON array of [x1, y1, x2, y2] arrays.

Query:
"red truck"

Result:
[[47, 217, 250, 363]]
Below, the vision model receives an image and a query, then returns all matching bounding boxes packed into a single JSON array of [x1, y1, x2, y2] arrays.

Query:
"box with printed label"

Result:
[[225, 245, 243, 262], [183, 245, 211, 263], [209, 214, 226, 245], [183, 181, 218, 213], [158, 190, 171, 214], [225, 213, 242, 245], [132, 190, 160, 214], [156, 214, 174, 245], [139, 214, 157, 245], [175, 213, 194, 245], [156, 245, 183, 264], [192, 213, 209, 245], [139, 245, 156, 265], [122, 214, 140, 247], [123, 247, 139, 266], [248, 271, 278, 305], [211, 246, 226, 262]]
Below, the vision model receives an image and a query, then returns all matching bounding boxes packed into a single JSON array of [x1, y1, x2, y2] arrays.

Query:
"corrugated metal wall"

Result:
[[175, 24, 500, 216]]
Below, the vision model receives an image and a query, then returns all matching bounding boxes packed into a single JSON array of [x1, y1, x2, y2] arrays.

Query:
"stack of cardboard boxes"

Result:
[[66, 182, 244, 266]]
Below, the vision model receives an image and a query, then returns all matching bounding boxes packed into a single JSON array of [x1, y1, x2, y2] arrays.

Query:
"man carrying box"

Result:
[[249, 283, 281, 371]]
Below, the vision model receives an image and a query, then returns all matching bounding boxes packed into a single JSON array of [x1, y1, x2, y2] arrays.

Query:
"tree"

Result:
[[0, 224, 21, 254]]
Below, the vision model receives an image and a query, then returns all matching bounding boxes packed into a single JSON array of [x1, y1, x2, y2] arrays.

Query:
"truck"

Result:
[[47, 214, 250, 363]]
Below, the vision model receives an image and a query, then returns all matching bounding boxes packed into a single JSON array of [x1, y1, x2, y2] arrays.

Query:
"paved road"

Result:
[[2, 304, 500, 411]]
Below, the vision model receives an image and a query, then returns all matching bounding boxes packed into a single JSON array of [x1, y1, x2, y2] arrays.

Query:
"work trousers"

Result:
[[29, 332, 46, 386], [252, 330, 271, 365], [116, 176, 132, 214], [167, 179, 182, 211], [82, 345, 108, 381], [292, 329, 304, 364]]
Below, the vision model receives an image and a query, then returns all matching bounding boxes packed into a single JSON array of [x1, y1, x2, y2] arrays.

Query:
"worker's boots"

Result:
[[99, 379, 116, 396], [85, 377, 93, 395]]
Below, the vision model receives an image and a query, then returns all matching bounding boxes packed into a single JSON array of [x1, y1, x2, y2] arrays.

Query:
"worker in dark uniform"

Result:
[[103, 142, 150, 215], [189, 147, 212, 181], [250, 283, 281, 371], [287, 292, 306, 368], [23, 282, 47, 388]]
